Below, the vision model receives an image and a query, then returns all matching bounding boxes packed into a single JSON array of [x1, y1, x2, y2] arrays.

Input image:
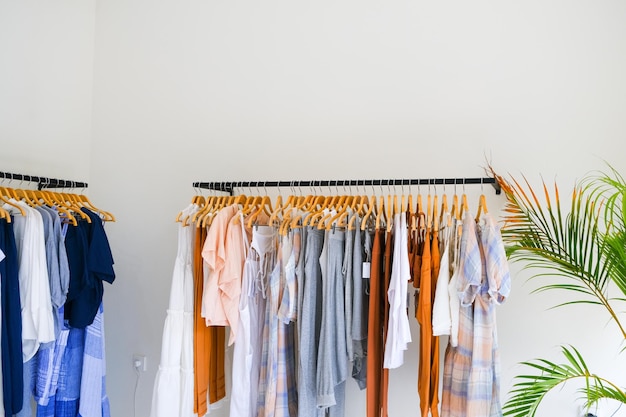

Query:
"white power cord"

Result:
[[133, 362, 141, 417]]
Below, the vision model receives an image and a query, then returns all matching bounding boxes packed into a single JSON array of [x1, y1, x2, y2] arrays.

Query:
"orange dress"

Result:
[[366, 229, 384, 417], [416, 225, 440, 417]]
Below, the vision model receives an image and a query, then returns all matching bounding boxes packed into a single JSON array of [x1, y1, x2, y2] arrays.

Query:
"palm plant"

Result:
[[493, 165, 626, 416]]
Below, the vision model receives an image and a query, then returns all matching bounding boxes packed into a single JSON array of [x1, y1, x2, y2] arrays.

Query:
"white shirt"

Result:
[[7, 200, 55, 361], [432, 220, 452, 336], [384, 212, 412, 369]]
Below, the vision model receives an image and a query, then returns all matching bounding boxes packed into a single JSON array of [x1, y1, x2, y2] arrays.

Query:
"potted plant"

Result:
[[493, 166, 626, 416]]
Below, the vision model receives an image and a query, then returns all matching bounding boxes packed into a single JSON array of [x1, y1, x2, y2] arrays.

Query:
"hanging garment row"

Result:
[[0, 182, 116, 417], [176, 184, 490, 236], [0, 185, 115, 225], [153, 187, 511, 417]]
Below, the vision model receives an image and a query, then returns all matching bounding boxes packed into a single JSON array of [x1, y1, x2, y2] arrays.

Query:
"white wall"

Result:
[[0, 0, 96, 180], [4, 1, 626, 416], [90, 2, 626, 416]]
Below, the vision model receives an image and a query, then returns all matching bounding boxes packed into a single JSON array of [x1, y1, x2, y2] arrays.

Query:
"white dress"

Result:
[[150, 204, 198, 417], [383, 212, 412, 369]]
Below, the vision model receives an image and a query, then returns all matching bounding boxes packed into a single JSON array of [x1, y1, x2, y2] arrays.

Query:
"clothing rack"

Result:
[[0, 171, 88, 190], [193, 177, 501, 196]]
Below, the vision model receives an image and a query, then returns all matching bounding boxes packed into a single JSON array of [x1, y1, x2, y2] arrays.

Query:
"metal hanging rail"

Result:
[[193, 177, 501, 196], [0, 171, 88, 190]]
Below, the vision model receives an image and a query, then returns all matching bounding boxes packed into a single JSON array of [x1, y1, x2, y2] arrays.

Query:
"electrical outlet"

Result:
[[133, 354, 147, 372]]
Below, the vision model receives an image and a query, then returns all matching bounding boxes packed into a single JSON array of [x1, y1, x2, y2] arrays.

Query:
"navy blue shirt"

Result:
[[0, 219, 24, 415], [64, 209, 115, 329]]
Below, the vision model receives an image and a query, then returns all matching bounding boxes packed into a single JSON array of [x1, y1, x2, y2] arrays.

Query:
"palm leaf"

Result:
[[494, 171, 626, 339], [489, 165, 626, 417], [503, 346, 626, 417]]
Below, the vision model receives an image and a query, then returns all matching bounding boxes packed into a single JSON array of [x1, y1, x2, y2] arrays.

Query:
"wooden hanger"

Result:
[[375, 195, 386, 230], [475, 194, 488, 221], [59, 193, 91, 223], [35, 189, 56, 207], [294, 195, 323, 229], [451, 194, 460, 221], [346, 195, 366, 230], [196, 196, 221, 227], [191, 195, 215, 226], [268, 194, 285, 228], [384, 194, 392, 233], [75, 193, 116, 222], [203, 195, 230, 228], [34, 190, 76, 226], [459, 193, 469, 220], [426, 193, 432, 230], [0, 205, 9, 223], [415, 211, 426, 242], [38, 190, 78, 226], [241, 195, 259, 216], [360, 195, 377, 231], [176, 194, 203, 224], [246, 196, 273, 229], [408, 192, 417, 232], [324, 195, 352, 230], [319, 195, 348, 230], [0, 186, 21, 220], [393, 194, 399, 216], [276, 193, 299, 235], [17, 189, 36, 207], [333, 195, 359, 230], [1, 186, 19, 200], [303, 195, 333, 227], [432, 194, 439, 232], [282, 193, 313, 233], [440, 194, 451, 228]]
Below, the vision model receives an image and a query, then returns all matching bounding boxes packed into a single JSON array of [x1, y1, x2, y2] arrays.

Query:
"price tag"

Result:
[[362, 262, 371, 279]]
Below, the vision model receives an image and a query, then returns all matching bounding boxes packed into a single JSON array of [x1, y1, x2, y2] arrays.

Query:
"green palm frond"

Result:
[[490, 164, 626, 417], [584, 166, 626, 298], [494, 171, 626, 339], [503, 346, 626, 417]]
